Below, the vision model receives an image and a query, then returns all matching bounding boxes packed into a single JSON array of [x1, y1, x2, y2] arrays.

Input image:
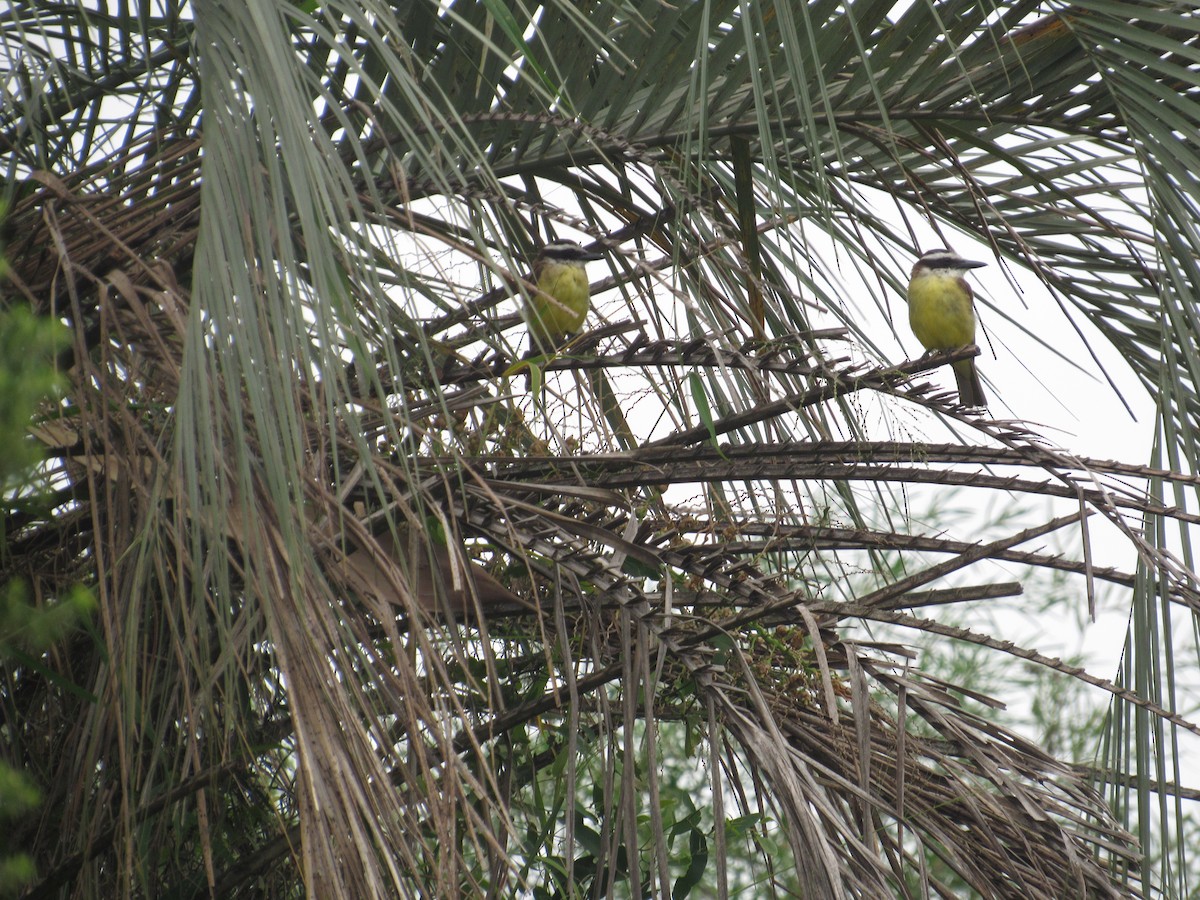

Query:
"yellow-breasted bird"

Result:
[[520, 238, 637, 450], [525, 239, 604, 352], [906, 248, 988, 407]]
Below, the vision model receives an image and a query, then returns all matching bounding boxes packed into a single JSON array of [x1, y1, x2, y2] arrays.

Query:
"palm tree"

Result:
[[3, 0, 1198, 896]]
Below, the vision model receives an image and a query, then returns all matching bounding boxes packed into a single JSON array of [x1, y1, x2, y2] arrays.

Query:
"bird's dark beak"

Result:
[[962, 259, 987, 269], [582, 248, 604, 261]]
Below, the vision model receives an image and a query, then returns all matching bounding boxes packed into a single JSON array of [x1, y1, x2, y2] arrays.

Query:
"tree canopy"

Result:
[[3, 1, 1200, 897]]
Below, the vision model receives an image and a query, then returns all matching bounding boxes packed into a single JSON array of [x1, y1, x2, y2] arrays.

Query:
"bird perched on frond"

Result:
[[520, 237, 638, 450], [906, 248, 988, 407], [525, 239, 604, 352]]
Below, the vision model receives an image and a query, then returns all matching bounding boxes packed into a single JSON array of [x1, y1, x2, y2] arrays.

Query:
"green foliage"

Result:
[[0, 307, 65, 486], [0, 300, 91, 897], [0, 580, 93, 657]]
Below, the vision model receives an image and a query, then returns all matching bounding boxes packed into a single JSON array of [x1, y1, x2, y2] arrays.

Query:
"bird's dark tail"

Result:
[[952, 359, 986, 408]]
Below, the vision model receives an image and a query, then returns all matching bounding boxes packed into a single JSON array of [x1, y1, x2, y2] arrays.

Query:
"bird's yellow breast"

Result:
[[529, 262, 591, 343], [906, 273, 977, 351]]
